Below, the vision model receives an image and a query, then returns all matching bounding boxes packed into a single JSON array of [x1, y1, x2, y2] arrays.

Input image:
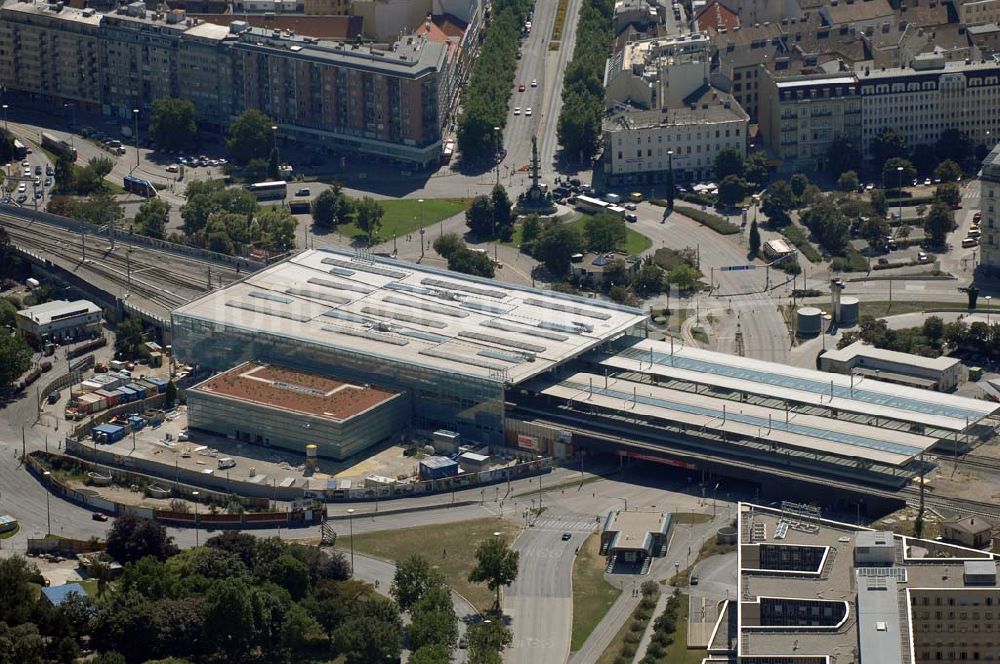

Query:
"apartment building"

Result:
[[713, 502, 1000, 664], [605, 33, 714, 110], [0, 1, 102, 110], [0, 0, 452, 167], [857, 53, 1000, 158], [957, 0, 1000, 25], [979, 144, 1000, 273], [758, 68, 861, 172]]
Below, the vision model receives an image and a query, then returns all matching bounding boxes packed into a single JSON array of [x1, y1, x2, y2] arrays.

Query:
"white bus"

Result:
[[245, 180, 288, 200], [575, 195, 611, 214]]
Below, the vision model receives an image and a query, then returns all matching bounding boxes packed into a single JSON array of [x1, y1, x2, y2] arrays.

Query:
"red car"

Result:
[[518, 83, 525, 92], [92, 513, 108, 522]]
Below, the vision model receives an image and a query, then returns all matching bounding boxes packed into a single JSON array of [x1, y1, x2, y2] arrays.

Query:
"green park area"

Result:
[[566, 217, 652, 255], [571, 533, 621, 651], [337, 198, 471, 243], [349, 517, 521, 612]]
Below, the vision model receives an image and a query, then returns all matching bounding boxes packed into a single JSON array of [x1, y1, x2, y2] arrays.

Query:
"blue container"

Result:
[[118, 387, 138, 403], [92, 423, 127, 444], [144, 376, 167, 394], [419, 456, 458, 481]]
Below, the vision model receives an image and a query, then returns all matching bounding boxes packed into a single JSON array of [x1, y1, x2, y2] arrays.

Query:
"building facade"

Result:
[[980, 144, 1000, 272], [758, 69, 861, 172], [0, 0, 450, 167], [15, 299, 102, 346]]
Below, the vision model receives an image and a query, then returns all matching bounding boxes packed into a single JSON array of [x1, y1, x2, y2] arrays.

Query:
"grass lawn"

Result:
[[337, 198, 471, 243], [662, 593, 707, 664], [671, 512, 712, 525], [858, 300, 966, 319], [349, 517, 522, 612], [566, 217, 652, 255], [0, 522, 19, 539], [78, 578, 100, 597], [571, 533, 621, 651]]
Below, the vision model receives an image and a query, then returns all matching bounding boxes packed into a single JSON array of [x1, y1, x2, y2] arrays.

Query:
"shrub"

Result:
[[621, 643, 637, 658], [623, 631, 641, 644], [675, 205, 740, 235], [781, 225, 822, 263]]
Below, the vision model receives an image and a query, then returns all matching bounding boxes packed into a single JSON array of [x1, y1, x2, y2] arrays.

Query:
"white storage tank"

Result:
[[838, 296, 860, 327], [796, 307, 823, 338]]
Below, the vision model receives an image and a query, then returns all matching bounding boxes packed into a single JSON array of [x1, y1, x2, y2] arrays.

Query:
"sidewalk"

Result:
[[631, 588, 669, 663]]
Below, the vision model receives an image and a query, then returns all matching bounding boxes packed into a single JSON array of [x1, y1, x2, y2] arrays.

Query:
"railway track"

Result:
[[946, 453, 1000, 473]]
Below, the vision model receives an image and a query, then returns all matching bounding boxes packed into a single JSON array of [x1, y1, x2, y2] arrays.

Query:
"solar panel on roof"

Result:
[[479, 348, 526, 364], [307, 277, 374, 294], [385, 282, 432, 296], [539, 321, 584, 334], [397, 329, 450, 343], [320, 324, 409, 346], [420, 278, 507, 299], [329, 267, 355, 277], [458, 331, 546, 353], [361, 306, 447, 329], [482, 319, 569, 341], [322, 257, 407, 279], [382, 295, 470, 318], [285, 288, 351, 305], [249, 291, 293, 304], [420, 347, 507, 371], [461, 301, 510, 315], [322, 310, 370, 324], [524, 297, 612, 320], [226, 301, 312, 322]]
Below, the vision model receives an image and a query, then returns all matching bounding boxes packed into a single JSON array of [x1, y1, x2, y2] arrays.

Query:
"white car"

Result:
[[166, 164, 179, 173], [514, 107, 521, 115], [917, 251, 928, 262], [525, 107, 532, 116], [531, 79, 538, 87], [20, 161, 29, 168], [17, 183, 25, 193]]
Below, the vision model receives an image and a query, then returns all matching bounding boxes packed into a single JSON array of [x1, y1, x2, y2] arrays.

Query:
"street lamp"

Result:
[[896, 165, 904, 226], [347, 508, 355, 576], [132, 109, 140, 171], [666, 150, 675, 211], [42, 471, 51, 535], [987, 295, 993, 326], [270, 125, 279, 167], [1, 104, 8, 132], [192, 491, 200, 547], [493, 126, 501, 187]]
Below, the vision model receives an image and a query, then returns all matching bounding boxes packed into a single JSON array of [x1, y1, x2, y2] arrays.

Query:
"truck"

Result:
[[604, 193, 622, 204]]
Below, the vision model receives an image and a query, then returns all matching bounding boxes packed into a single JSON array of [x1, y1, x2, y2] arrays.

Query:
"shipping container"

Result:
[[95, 389, 118, 408], [143, 376, 168, 393], [126, 383, 148, 398], [79, 380, 104, 392], [118, 387, 138, 403], [419, 456, 459, 481], [92, 423, 127, 444]]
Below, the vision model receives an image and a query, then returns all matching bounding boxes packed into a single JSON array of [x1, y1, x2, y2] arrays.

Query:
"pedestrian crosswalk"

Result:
[[529, 513, 599, 532]]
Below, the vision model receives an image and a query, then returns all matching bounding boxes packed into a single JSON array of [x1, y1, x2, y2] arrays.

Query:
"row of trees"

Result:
[[309, 184, 385, 245], [827, 127, 984, 182], [556, 0, 614, 162], [434, 233, 496, 278], [712, 148, 770, 208], [521, 213, 630, 275], [456, 0, 531, 163], [839, 315, 1000, 360], [466, 185, 514, 240]]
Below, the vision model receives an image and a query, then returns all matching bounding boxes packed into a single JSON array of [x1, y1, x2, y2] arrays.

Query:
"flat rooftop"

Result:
[[190, 361, 399, 421], [17, 299, 101, 325], [737, 503, 998, 662], [822, 340, 963, 372], [595, 338, 997, 431], [605, 510, 668, 550], [530, 371, 938, 467], [173, 247, 645, 384]]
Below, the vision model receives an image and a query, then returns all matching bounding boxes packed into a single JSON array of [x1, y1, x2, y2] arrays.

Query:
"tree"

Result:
[[354, 197, 384, 246], [789, 173, 810, 200], [761, 180, 795, 227], [826, 134, 862, 178], [935, 128, 973, 164], [203, 578, 260, 657], [910, 143, 938, 176], [311, 186, 352, 228], [408, 584, 458, 652], [468, 536, 519, 611], [105, 511, 178, 564], [491, 184, 513, 238], [433, 233, 466, 259], [134, 198, 170, 240], [870, 128, 908, 171], [924, 202, 954, 247], [280, 602, 326, 657], [717, 175, 747, 208], [410, 644, 453, 664], [837, 170, 860, 194], [713, 147, 745, 181], [923, 316, 945, 347], [584, 214, 627, 252], [520, 214, 543, 249], [448, 248, 495, 278], [934, 182, 961, 209], [114, 316, 145, 361], [226, 110, 275, 166], [0, 227, 21, 279], [533, 224, 584, 276], [0, 299, 18, 330], [267, 147, 280, 181], [800, 196, 851, 254], [0, 557, 40, 625], [603, 258, 630, 288], [882, 158, 917, 192], [78, 191, 124, 227], [255, 206, 296, 252], [149, 98, 198, 150], [556, 96, 602, 163], [57, 636, 80, 664], [332, 594, 402, 664], [88, 155, 115, 179], [632, 263, 664, 294], [860, 215, 890, 251], [467, 619, 513, 664], [870, 189, 888, 218], [744, 152, 769, 188], [0, 622, 44, 664], [934, 159, 962, 183], [267, 554, 311, 601], [53, 155, 74, 193], [465, 195, 494, 238], [667, 263, 700, 291], [0, 332, 31, 392], [748, 219, 761, 258], [391, 555, 444, 612]]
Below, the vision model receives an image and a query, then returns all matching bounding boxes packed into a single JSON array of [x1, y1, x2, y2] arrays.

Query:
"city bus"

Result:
[[245, 180, 288, 200], [575, 194, 611, 214], [123, 175, 157, 198], [41, 132, 77, 161], [12, 139, 26, 160]]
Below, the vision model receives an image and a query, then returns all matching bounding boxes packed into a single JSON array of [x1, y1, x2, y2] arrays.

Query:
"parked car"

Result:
[[295, 187, 311, 197], [92, 513, 108, 522]]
